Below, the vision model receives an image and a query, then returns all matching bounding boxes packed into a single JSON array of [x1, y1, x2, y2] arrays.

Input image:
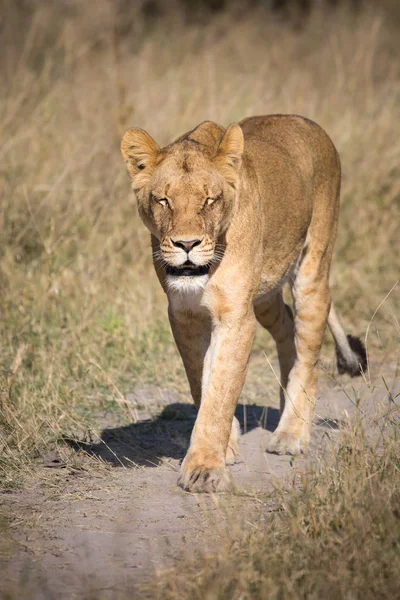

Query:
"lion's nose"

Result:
[[171, 238, 203, 253]]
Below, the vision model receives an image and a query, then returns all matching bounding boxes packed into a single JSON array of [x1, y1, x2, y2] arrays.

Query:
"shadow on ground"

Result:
[[65, 403, 280, 468]]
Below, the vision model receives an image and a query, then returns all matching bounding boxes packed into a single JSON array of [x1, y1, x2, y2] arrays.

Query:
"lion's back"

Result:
[[239, 114, 340, 183]]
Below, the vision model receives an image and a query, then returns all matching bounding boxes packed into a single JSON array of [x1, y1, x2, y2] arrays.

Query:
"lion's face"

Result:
[[142, 150, 233, 270], [121, 123, 244, 276]]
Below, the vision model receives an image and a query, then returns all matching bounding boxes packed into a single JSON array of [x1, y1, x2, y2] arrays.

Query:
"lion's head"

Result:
[[121, 121, 244, 277]]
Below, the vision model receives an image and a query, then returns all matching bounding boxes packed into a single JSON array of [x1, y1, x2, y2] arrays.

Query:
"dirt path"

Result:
[[1, 357, 398, 599]]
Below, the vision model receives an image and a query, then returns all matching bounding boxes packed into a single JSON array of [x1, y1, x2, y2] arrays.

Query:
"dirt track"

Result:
[[1, 357, 398, 599]]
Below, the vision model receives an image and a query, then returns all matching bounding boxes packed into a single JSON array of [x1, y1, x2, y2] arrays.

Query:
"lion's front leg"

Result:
[[169, 302, 241, 468], [168, 305, 211, 409], [178, 309, 256, 493]]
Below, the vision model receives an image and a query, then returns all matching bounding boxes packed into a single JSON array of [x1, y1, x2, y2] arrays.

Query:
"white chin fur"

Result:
[[166, 274, 209, 294]]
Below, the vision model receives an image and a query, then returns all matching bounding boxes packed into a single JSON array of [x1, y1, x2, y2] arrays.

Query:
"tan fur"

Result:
[[121, 115, 352, 493]]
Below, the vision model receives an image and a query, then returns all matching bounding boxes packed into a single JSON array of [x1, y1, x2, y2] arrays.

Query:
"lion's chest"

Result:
[[166, 274, 209, 314]]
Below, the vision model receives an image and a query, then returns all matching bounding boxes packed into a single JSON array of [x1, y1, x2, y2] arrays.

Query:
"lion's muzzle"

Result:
[[162, 235, 215, 269]]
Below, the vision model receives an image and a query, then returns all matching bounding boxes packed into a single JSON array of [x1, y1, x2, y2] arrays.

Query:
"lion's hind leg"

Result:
[[254, 293, 296, 414], [266, 247, 332, 455]]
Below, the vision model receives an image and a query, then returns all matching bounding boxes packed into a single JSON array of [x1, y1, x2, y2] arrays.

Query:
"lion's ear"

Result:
[[214, 124, 244, 188], [121, 128, 160, 177], [185, 121, 225, 148], [216, 123, 244, 169]]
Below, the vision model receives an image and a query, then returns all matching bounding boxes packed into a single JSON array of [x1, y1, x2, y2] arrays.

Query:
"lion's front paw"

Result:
[[178, 449, 232, 493], [225, 416, 241, 465], [178, 465, 230, 493], [225, 445, 241, 466], [266, 429, 309, 456]]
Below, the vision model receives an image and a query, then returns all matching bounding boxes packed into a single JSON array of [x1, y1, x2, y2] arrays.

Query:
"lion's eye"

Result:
[[152, 195, 169, 208], [204, 194, 222, 207]]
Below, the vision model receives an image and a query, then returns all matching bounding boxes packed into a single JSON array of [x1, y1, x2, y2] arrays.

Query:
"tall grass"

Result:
[[0, 0, 399, 485]]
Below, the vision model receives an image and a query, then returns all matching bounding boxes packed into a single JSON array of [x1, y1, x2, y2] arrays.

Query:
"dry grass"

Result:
[[0, 1, 399, 596], [146, 425, 400, 600]]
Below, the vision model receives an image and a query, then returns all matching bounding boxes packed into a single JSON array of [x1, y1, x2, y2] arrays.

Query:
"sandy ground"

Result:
[[1, 356, 399, 599]]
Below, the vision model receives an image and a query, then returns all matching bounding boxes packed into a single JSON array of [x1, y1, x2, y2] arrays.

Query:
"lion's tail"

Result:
[[327, 303, 367, 377]]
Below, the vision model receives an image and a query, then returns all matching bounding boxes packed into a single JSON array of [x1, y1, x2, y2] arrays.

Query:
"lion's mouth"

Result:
[[165, 261, 211, 277]]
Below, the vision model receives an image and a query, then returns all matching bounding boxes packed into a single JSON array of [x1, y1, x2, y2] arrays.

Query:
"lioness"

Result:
[[121, 115, 366, 493]]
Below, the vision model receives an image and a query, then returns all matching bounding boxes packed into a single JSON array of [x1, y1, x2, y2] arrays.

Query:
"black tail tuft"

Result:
[[336, 334, 367, 377]]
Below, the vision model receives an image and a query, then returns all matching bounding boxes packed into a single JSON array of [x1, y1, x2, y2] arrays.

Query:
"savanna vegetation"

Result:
[[0, 0, 399, 597]]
